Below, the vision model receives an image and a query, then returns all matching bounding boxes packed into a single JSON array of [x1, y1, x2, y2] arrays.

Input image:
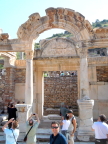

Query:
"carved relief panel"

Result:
[[41, 38, 78, 57]]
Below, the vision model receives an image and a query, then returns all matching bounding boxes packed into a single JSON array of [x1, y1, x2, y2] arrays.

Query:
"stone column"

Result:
[[77, 99, 94, 141], [79, 47, 89, 99], [36, 70, 44, 118], [77, 47, 94, 141], [25, 51, 33, 105]]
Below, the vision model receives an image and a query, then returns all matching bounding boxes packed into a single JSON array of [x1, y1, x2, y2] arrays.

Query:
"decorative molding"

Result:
[[15, 60, 26, 67]]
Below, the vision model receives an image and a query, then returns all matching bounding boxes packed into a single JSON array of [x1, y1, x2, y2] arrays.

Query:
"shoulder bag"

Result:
[[23, 125, 33, 142], [11, 129, 18, 144]]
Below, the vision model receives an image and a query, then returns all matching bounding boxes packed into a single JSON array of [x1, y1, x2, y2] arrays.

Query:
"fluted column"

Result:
[[77, 47, 95, 141], [25, 51, 33, 105], [35, 70, 44, 118], [79, 47, 89, 99]]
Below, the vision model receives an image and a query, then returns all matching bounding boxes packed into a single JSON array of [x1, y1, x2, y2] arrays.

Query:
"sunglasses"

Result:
[[51, 126, 59, 129]]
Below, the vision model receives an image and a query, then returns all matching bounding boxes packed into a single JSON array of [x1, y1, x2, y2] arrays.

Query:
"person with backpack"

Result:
[[66, 110, 77, 144]]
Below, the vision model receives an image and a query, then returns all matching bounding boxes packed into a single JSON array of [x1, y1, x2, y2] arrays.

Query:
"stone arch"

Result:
[[17, 7, 93, 44], [0, 52, 16, 67]]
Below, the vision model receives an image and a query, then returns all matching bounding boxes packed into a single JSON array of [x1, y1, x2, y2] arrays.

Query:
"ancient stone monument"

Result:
[[0, 7, 108, 139]]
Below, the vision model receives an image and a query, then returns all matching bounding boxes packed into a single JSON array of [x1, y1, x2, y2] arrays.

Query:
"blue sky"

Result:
[[0, 0, 108, 42]]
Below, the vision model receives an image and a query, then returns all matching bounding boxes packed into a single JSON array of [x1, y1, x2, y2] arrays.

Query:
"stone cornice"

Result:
[[0, 39, 31, 52], [83, 38, 108, 49], [88, 57, 108, 65]]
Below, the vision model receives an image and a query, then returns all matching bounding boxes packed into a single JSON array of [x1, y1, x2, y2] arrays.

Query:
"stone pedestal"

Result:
[[77, 99, 94, 141], [16, 104, 32, 132]]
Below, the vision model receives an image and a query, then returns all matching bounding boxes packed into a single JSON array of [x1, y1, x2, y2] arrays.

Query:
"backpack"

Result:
[[71, 116, 77, 127]]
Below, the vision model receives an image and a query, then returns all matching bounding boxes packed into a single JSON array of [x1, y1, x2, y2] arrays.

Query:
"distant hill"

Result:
[[92, 19, 108, 28], [34, 31, 73, 49], [46, 31, 73, 39]]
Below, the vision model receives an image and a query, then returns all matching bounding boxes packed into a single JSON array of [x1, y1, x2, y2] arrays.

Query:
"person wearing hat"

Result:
[[92, 114, 108, 144], [67, 110, 76, 144], [26, 113, 40, 144]]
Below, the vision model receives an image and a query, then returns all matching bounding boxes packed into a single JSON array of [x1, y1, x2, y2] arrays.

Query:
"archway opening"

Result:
[[43, 71, 78, 116]]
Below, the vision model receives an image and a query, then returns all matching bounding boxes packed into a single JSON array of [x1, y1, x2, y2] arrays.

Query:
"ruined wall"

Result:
[[0, 68, 16, 112], [44, 75, 78, 108], [89, 66, 108, 119], [97, 66, 108, 82], [0, 68, 26, 112], [15, 68, 26, 83], [0, 65, 108, 117]]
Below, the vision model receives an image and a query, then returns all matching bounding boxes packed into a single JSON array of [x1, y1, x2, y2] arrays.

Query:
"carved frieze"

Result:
[[39, 38, 78, 57], [15, 60, 26, 67], [93, 27, 108, 39]]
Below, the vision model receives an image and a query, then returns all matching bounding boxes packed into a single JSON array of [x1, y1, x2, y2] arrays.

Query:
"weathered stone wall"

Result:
[[15, 68, 26, 83], [96, 66, 108, 82], [0, 68, 26, 112], [44, 75, 78, 108], [0, 68, 16, 112]]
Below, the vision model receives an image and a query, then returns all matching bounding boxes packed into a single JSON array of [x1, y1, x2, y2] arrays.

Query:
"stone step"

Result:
[[0, 128, 79, 143], [44, 107, 79, 116]]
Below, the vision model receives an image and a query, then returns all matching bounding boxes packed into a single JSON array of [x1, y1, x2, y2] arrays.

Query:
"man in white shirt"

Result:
[[92, 114, 108, 144]]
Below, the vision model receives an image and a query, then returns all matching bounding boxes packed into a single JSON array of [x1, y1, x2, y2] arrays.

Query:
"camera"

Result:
[[33, 113, 35, 115]]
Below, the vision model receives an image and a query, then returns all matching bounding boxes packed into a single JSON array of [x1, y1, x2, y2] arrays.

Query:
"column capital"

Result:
[[77, 47, 88, 58], [25, 51, 34, 60]]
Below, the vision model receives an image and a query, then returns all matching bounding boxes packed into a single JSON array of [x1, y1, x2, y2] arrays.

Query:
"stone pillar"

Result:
[[36, 70, 44, 118], [77, 99, 94, 141], [16, 104, 32, 138], [77, 47, 94, 141], [25, 51, 33, 105], [79, 47, 89, 99]]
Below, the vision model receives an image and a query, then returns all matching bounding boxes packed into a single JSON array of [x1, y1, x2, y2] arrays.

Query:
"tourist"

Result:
[[2, 118, 19, 144], [60, 114, 70, 140], [92, 114, 108, 144], [60, 105, 68, 119], [50, 121, 67, 144], [8, 103, 17, 120], [25, 113, 40, 144], [60, 71, 64, 76], [67, 110, 77, 144]]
